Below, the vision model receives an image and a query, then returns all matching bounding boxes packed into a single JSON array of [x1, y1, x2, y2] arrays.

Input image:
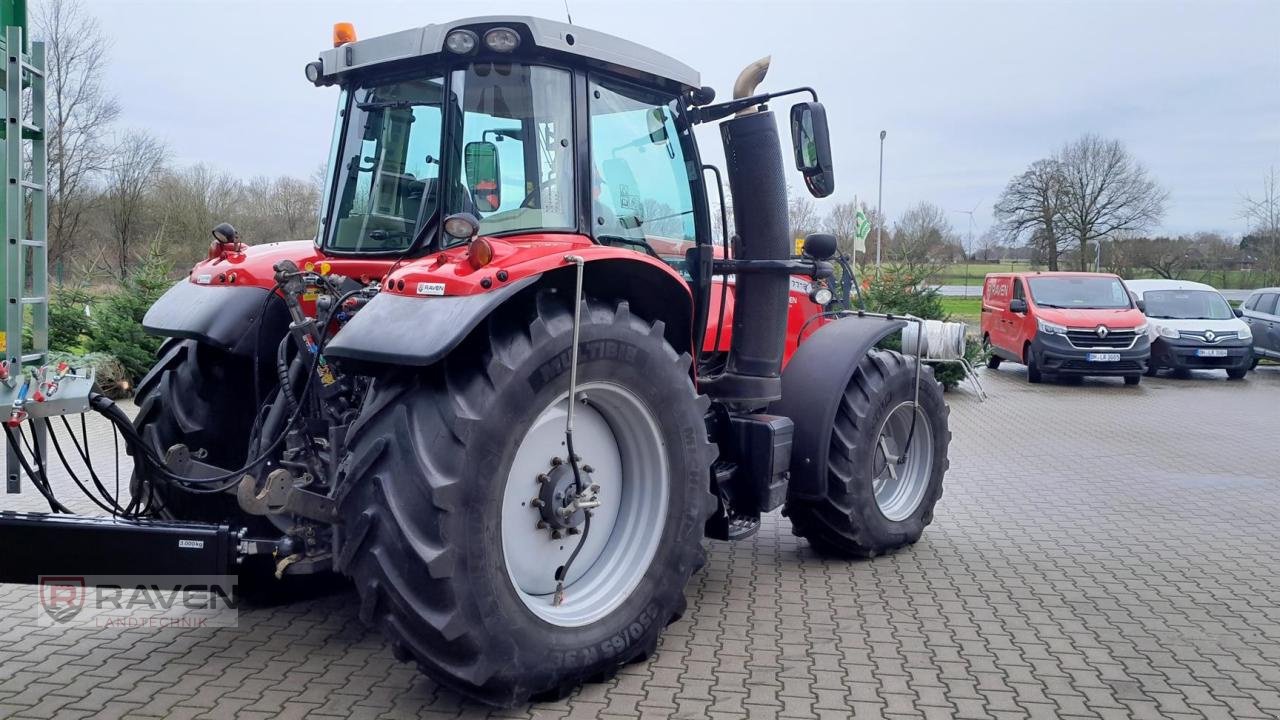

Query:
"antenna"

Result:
[[563, 0, 574, 24]]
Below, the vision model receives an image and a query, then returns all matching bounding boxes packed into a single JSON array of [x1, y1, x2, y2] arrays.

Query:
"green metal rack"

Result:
[[1, 3, 48, 492]]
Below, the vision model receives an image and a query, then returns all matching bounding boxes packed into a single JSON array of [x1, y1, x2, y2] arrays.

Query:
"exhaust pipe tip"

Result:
[[732, 56, 771, 115]]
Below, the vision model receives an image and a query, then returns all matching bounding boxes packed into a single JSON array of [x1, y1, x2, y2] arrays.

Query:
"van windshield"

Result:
[[1142, 289, 1233, 320], [1027, 276, 1131, 309]]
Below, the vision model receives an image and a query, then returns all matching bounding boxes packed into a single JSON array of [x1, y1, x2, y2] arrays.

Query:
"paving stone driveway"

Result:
[[1, 365, 1279, 719]]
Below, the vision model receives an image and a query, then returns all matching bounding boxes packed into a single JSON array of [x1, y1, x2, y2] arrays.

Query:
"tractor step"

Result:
[[0, 512, 238, 585]]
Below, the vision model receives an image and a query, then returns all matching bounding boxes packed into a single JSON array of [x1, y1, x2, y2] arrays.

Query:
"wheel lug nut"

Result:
[[536, 521, 548, 529], [582, 465, 593, 473], [551, 457, 563, 466], [567, 527, 579, 535], [536, 473, 549, 484], [589, 484, 600, 493], [531, 498, 545, 508], [551, 530, 563, 539]]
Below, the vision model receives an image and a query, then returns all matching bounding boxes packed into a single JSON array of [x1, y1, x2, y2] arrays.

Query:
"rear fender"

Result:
[[325, 256, 694, 368], [142, 281, 290, 357], [769, 315, 906, 501]]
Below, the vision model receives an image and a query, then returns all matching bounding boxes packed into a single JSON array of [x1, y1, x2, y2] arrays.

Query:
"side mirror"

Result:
[[802, 232, 837, 260], [789, 102, 834, 198], [211, 222, 239, 245], [1234, 307, 1244, 318], [1009, 298, 1027, 314], [1136, 299, 1146, 313], [464, 141, 501, 212]]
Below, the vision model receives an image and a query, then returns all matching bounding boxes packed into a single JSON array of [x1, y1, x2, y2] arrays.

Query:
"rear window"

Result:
[[1027, 276, 1132, 309], [1256, 293, 1279, 316]]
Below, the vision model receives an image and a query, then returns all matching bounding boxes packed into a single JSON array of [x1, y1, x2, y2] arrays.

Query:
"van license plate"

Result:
[[1087, 353, 1121, 362], [1196, 348, 1228, 357]]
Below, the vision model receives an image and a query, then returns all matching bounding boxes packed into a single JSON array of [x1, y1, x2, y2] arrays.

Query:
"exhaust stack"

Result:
[[703, 57, 792, 406]]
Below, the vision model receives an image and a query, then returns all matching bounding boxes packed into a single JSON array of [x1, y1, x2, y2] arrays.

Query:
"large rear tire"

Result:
[[783, 349, 949, 558], [130, 339, 261, 523], [335, 294, 715, 706]]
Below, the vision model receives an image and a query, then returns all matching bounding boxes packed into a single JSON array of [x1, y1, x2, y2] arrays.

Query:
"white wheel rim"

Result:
[[500, 381, 669, 627], [871, 401, 934, 522]]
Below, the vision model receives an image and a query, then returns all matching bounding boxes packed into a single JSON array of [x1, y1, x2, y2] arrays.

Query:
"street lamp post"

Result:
[[875, 130, 886, 272]]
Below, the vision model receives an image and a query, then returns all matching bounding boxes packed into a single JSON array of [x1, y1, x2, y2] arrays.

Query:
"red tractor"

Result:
[[132, 17, 949, 705]]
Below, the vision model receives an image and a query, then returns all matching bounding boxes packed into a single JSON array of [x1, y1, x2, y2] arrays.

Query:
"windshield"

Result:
[[1142, 289, 1234, 320], [1027, 276, 1132, 309], [329, 76, 445, 252]]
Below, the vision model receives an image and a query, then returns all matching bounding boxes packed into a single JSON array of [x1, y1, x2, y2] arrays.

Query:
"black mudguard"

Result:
[[769, 315, 907, 501], [324, 276, 538, 366], [142, 281, 289, 356]]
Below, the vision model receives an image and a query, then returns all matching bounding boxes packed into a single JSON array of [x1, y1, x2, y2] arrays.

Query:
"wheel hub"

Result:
[[536, 461, 598, 531]]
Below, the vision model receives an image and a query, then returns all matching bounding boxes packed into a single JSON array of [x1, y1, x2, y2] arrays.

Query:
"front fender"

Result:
[[142, 281, 289, 356], [769, 315, 906, 501], [324, 276, 539, 366]]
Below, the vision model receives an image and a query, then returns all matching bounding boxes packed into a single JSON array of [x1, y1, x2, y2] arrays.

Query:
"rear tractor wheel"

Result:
[[784, 350, 950, 558], [131, 339, 262, 523], [336, 294, 715, 705]]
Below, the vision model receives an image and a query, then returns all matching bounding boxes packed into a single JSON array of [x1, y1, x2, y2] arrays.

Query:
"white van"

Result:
[[1124, 279, 1253, 379]]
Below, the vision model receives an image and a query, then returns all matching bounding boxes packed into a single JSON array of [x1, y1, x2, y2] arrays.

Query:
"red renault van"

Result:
[[981, 272, 1151, 384]]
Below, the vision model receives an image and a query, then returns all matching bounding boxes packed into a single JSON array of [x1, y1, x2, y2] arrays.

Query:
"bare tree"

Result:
[[270, 177, 320, 240], [34, 0, 121, 268], [993, 159, 1068, 270], [1240, 167, 1280, 282], [824, 200, 860, 257], [888, 201, 955, 275], [788, 191, 820, 240], [104, 131, 168, 279], [1057, 135, 1166, 271]]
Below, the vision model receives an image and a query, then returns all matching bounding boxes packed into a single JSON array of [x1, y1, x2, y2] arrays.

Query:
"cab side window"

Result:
[[588, 75, 696, 261]]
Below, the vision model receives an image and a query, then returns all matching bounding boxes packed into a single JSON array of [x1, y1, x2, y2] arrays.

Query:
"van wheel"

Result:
[[1024, 345, 1042, 384], [983, 336, 1001, 369], [1227, 368, 1247, 380], [1124, 374, 1141, 386], [1144, 362, 1159, 377]]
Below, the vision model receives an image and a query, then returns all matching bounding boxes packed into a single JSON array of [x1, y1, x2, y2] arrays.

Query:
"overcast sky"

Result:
[[87, 0, 1279, 240]]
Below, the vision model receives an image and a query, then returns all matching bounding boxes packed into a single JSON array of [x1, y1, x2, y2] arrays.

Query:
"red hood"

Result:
[[1033, 306, 1145, 329]]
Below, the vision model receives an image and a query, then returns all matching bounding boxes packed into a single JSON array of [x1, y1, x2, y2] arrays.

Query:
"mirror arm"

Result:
[[712, 257, 832, 281], [690, 86, 820, 124]]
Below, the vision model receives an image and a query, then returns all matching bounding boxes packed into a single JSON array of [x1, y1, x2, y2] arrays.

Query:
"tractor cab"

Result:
[[311, 17, 710, 269]]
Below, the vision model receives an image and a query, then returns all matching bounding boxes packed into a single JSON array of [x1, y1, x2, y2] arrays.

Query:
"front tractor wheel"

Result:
[[784, 350, 949, 558], [336, 294, 715, 705]]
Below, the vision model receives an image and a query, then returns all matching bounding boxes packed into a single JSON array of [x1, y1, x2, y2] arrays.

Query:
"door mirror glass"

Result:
[[1234, 306, 1244, 318], [464, 140, 501, 212], [789, 102, 834, 198], [1009, 298, 1028, 314]]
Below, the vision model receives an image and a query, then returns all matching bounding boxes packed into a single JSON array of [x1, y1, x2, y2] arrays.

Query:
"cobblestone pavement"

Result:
[[1, 365, 1279, 719]]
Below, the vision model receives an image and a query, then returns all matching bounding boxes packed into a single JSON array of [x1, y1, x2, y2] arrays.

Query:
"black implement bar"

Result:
[[0, 512, 237, 585]]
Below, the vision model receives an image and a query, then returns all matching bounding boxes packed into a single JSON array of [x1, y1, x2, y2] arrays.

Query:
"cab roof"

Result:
[[316, 16, 701, 92]]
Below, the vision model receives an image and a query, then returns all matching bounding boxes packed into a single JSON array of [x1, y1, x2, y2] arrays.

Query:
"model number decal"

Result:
[[416, 282, 445, 296]]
